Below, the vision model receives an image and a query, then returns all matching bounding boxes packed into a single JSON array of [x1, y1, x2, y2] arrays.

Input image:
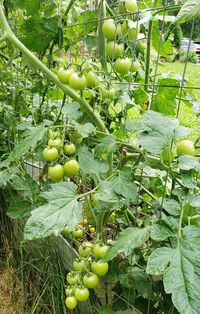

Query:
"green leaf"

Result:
[[133, 88, 149, 105], [112, 170, 138, 201], [6, 125, 46, 162], [7, 200, 34, 219], [188, 194, 200, 207], [78, 146, 109, 174], [106, 227, 149, 261], [11, 174, 39, 199], [152, 21, 173, 58], [146, 247, 174, 275], [163, 226, 200, 314], [95, 136, 118, 159], [178, 155, 200, 171], [175, 0, 200, 24], [181, 171, 197, 189], [152, 78, 180, 116], [73, 121, 95, 138], [95, 181, 120, 203], [24, 182, 82, 240], [138, 111, 191, 154], [151, 217, 178, 241], [156, 198, 179, 216], [63, 102, 82, 120]]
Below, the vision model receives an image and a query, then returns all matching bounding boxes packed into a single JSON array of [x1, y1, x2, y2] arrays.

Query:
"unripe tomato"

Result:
[[57, 67, 73, 85], [99, 87, 115, 99], [69, 72, 87, 90], [48, 129, 61, 139], [106, 42, 124, 59], [75, 287, 90, 302], [65, 296, 77, 309], [176, 140, 196, 156], [78, 242, 93, 257], [65, 286, 75, 296], [114, 57, 132, 75], [128, 21, 140, 40], [83, 273, 99, 289], [125, 0, 138, 12], [72, 228, 84, 239], [102, 19, 116, 41], [64, 142, 76, 155], [93, 243, 108, 258], [90, 194, 99, 207], [64, 159, 80, 177], [69, 132, 83, 144], [91, 261, 109, 277], [132, 60, 140, 72], [63, 226, 71, 235], [66, 271, 81, 285], [48, 164, 64, 182], [48, 138, 63, 148], [43, 147, 59, 161], [86, 70, 100, 88], [73, 259, 89, 271]]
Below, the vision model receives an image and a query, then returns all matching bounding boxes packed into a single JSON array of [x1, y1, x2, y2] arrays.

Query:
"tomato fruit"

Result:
[[102, 19, 116, 41], [72, 228, 84, 239], [91, 261, 109, 277], [90, 194, 99, 207], [64, 142, 76, 155], [48, 138, 63, 148], [108, 212, 116, 223], [43, 147, 59, 161], [75, 287, 90, 302], [69, 132, 83, 144], [125, 0, 138, 12], [57, 67, 73, 85], [132, 60, 140, 72], [176, 139, 196, 156], [48, 164, 64, 182], [106, 42, 124, 59], [128, 22, 140, 40], [69, 72, 87, 90], [86, 70, 100, 88], [48, 129, 61, 139], [65, 286, 75, 296], [99, 87, 115, 99], [66, 271, 81, 285], [83, 273, 99, 289], [63, 226, 71, 235], [114, 57, 132, 75], [73, 259, 89, 271], [64, 159, 80, 177], [78, 242, 93, 257], [65, 296, 77, 309], [93, 243, 108, 258]]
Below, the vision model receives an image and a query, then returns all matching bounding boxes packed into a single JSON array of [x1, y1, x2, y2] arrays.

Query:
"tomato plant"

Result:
[[1, 0, 200, 313]]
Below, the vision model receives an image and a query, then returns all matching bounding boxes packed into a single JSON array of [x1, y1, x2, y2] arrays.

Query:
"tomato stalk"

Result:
[[97, 0, 107, 72]]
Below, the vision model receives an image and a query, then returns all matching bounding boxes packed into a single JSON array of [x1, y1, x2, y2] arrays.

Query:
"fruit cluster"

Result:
[[65, 241, 109, 310], [43, 128, 81, 181]]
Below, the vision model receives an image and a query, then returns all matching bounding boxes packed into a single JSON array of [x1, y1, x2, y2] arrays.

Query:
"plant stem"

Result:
[[97, 0, 107, 72], [178, 203, 184, 238], [0, 32, 7, 43]]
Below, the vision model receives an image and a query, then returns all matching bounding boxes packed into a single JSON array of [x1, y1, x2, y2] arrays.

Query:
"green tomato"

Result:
[[114, 57, 132, 75], [176, 140, 196, 156], [75, 287, 90, 302], [102, 19, 116, 41], [69, 72, 87, 90], [83, 273, 99, 289], [132, 60, 140, 72], [69, 132, 83, 144], [106, 42, 124, 60], [128, 21, 140, 40], [108, 212, 116, 224], [73, 259, 89, 271], [66, 271, 81, 285], [99, 87, 115, 99], [86, 70, 100, 88], [48, 164, 64, 182], [64, 142, 76, 155], [65, 296, 77, 309], [90, 194, 99, 207], [48, 129, 61, 139], [72, 228, 84, 239], [63, 226, 71, 235], [57, 67, 73, 85], [91, 261, 109, 277], [93, 243, 108, 258], [48, 138, 63, 148], [64, 159, 80, 177], [65, 286, 75, 296], [43, 147, 59, 161], [125, 0, 138, 12], [78, 242, 93, 258]]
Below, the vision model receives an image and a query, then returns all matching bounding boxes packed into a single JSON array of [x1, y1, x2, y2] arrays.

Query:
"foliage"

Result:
[[1, 0, 200, 313]]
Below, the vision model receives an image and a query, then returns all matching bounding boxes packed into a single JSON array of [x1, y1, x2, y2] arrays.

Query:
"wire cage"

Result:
[[1, 0, 200, 313]]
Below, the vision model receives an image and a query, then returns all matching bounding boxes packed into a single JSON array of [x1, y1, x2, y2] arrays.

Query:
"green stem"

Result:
[[0, 33, 7, 43], [105, 1, 114, 16], [178, 203, 184, 238], [0, 3, 107, 134], [97, 0, 107, 72], [64, 0, 75, 16]]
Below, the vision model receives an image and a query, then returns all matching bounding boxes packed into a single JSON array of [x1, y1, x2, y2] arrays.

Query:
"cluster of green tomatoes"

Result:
[[65, 241, 109, 310], [42, 129, 81, 181]]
